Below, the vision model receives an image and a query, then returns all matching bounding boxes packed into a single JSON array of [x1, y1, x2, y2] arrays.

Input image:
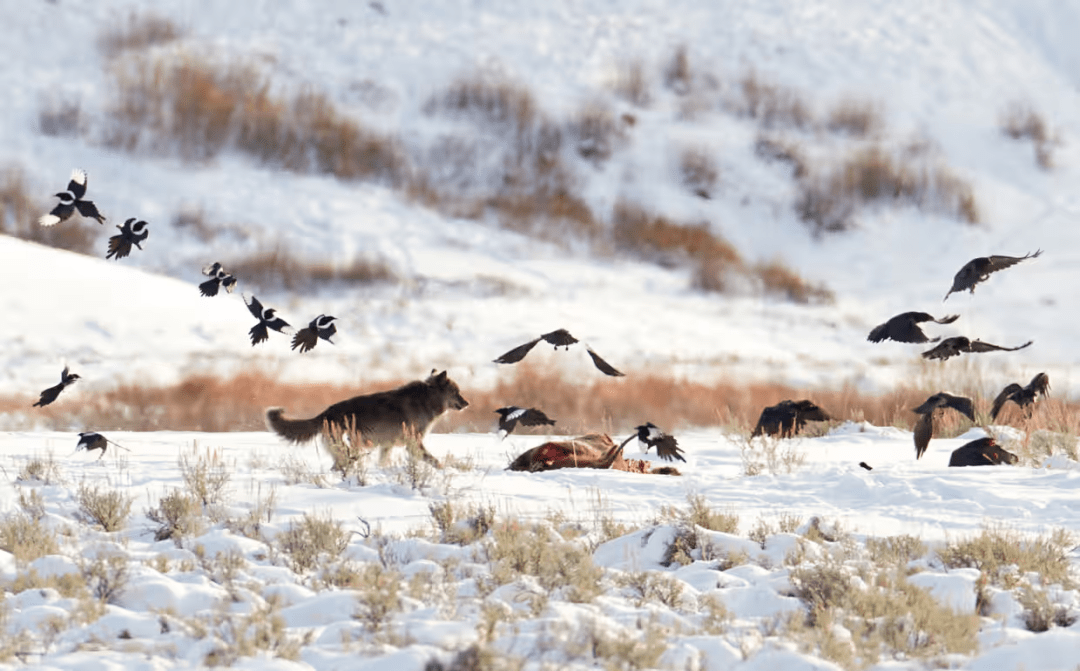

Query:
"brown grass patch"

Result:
[[104, 53, 406, 183], [730, 70, 814, 129], [16, 363, 1066, 438], [97, 10, 185, 59], [0, 166, 98, 255], [677, 145, 720, 199], [796, 145, 979, 235], [227, 243, 400, 292], [754, 134, 808, 179], [754, 259, 834, 305], [825, 97, 884, 137], [612, 59, 651, 107], [1000, 101, 1059, 170]]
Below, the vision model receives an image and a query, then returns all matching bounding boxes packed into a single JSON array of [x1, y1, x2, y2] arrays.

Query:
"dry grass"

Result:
[[754, 258, 835, 304], [612, 59, 652, 107], [826, 97, 884, 137], [105, 53, 406, 183], [12, 366, 1079, 442], [97, 10, 185, 59], [0, 166, 98, 255], [567, 99, 628, 165], [226, 244, 400, 292], [754, 134, 808, 178], [677, 145, 720, 199], [796, 144, 980, 235], [1000, 101, 1060, 170], [729, 70, 814, 129], [940, 524, 1075, 589]]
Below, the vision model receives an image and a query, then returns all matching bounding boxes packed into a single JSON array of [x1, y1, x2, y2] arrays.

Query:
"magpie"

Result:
[[494, 406, 556, 438], [106, 218, 149, 260], [291, 314, 338, 353], [633, 422, 685, 462], [243, 294, 293, 346], [33, 366, 80, 407], [39, 169, 106, 226], [199, 262, 238, 297]]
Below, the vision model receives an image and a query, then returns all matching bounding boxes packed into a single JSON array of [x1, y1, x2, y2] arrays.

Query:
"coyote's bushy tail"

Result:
[[265, 407, 324, 444]]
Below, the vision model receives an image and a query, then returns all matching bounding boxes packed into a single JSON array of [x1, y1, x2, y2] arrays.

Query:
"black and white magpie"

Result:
[[106, 218, 149, 260], [199, 262, 238, 297], [244, 294, 293, 346], [39, 169, 106, 226], [32, 366, 80, 407], [291, 314, 337, 353], [494, 406, 556, 438], [633, 422, 685, 462]]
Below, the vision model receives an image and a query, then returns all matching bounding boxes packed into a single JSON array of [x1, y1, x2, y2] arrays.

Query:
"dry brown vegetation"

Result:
[[226, 244, 399, 292], [796, 144, 980, 235], [1000, 101, 1060, 170], [105, 53, 406, 183], [97, 11, 185, 60], [729, 70, 814, 130], [0, 167, 99, 255], [11, 365, 1078, 447]]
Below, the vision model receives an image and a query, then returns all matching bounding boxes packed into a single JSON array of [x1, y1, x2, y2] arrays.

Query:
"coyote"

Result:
[[265, 370, 469, 467]]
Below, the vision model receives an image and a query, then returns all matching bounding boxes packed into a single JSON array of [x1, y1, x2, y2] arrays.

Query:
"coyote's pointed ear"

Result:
[[435, 370, 448, 382], [429, 368, 438, 379]]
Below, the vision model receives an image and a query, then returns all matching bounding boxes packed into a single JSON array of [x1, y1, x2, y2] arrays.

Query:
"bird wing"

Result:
[[67, 169, 88, 200], [654, 434, 686, 462], [317, 321, 337, 342], [202, 262, 223, 277], [74, 199, 105, 224], [933, 314, 960, 325], [39, 202, 74, 227], [248, 322, 269, 346], [944, 260, 980, 300], [941, 393, 976, 422], [493, 337, 542, 364], [966, 339, 1033, 354], [106, 234, 131, 260], [265, 316, 293, 335], [519, 408, 556, 427], [985, 250, 1042, 274], [913, 412, 933, 459], [221, 275, 237, 294], [990, 383, 1023, 420], [198, 278, 221, 297], [1028, 372, 1050, 397], [866, 319, 892, 343], [244, 294, 265, 320], [291, 328, 318, 353], [586, 348, 624, 376], [888, 315, 931, 343]]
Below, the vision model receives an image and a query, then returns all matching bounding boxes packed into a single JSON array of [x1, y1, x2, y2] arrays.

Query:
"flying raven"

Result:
[[912, 392, 975, 460], [867, 312, 959, 344], [921, 337, 1033, 362], [494, 329, 624, 377], [943, 250, 1042, 301]]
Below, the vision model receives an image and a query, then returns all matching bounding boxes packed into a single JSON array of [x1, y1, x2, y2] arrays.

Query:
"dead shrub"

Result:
[[661, 493, 739, 534], [567, 99, 627, 165], [754, 258, 834, 304], [941, 525, 1075, 589], [731, 70, 813, 129], [277, 512, 350, 574], [428, 500, 495, 545], [754, 134, 808, 178], [0, 513, 60, 565], [16, 452, 65, 485], [105, 53, 406, 183], [1000, 101, 1060, 170], [179, 446, 231, 507], [663, 45, 693, 95], [75, 482, 135, 532], [677, 145, 719, 199], [97, 10, 184, 59], [612, 59, 651, 106], [38, 95, 86, 138], [146, 489, 206, 544], [613, 199, 742, 268], [227, 244, 399, 292], [488, 519, 602, 603], [0, 166, 98, 255], [826, 97, 884, 137], [796, 145, 980, 235]]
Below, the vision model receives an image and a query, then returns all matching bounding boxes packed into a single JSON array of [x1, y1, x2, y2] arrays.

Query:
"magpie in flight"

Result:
[[291, 314, 338, 353], [867, 312, 959, 344], [243, 294, 293, 346], [199, 262, 238, 297], [632, 422, 685, 462], [493, 329, 624, 376], [32, 366, 80, 407], [106, 218, 149, 260], [912, 392, 975, 460], [943, 250, 1042, 301], [494, 406, 556, 438], [39, 169, 106, 226]]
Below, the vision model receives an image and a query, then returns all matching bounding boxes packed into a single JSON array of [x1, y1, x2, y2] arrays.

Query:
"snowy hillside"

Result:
[[2, 0, 1079, 405]]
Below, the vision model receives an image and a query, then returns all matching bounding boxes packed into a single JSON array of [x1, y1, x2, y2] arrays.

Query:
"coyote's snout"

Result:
[[265, 369, 469, 467]]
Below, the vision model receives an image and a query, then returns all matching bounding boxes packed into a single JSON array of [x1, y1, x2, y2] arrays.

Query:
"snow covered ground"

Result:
[[2, 425, 1079, 669], [4, 0, 1080, 668]]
